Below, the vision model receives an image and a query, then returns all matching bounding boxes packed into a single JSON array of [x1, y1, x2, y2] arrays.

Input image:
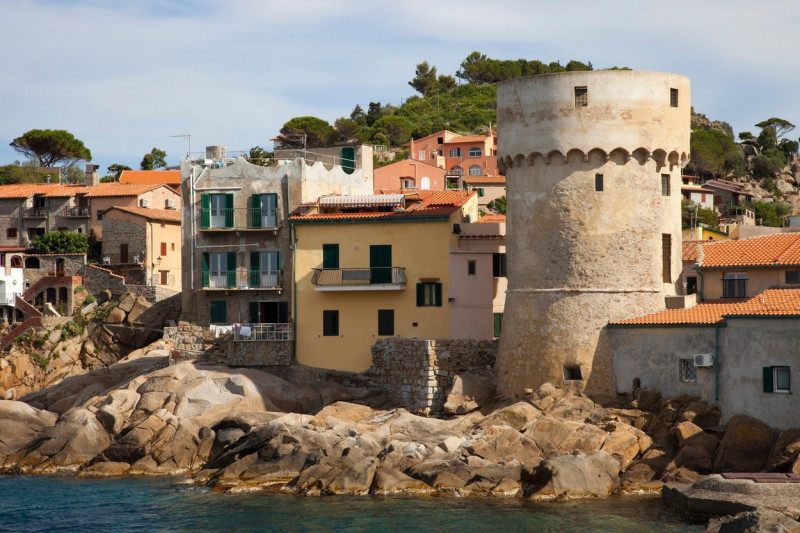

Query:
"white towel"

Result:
[[239, 326, 252, 338]]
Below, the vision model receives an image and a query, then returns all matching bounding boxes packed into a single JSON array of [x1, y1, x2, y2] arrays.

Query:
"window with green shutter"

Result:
[[493, 313, 503, 337], [226, 251, 236, 287], [200, 194, 210, 229], [209, 300, 227, 324], [322, 244, 339, 269], [341, 147, 355, 175], [250, 194, 262, 228], [202, 252, 210, 287], [378, 309, 394, 336], [225, 193, 234, 228], [764, 366, 791, 393]]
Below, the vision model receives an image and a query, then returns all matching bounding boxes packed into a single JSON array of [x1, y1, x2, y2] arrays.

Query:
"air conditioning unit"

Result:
[[694, 353, 715, 367], [140, 198, 149, 207], [133, 255, 141, 264], [166, 198, 175, 208], [103, 257, 111, 264]]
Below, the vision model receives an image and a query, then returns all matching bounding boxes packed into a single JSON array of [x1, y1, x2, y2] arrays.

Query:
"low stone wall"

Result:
[[370, 338, 497, 415], [227, 340, 292, 366], [164, 323, 204, 360], [85, 265, 126, 296]]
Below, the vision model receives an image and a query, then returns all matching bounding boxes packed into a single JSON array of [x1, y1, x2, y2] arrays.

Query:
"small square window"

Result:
[[786, 271, 800, 284], [595, 174, 603, 192], [417, 282, 442, 307], [6, 228, 17, 238], [670, 88, 679, 108], [775, 366, 791, 392], [563, 365, 583, 380], [574, 86, 588, 107], [680, 359, 697, 383], [467, 260, 476, 276], [661, 174, 671, 196], [323, 310, 339, 336], [378, 309, 394, 336]]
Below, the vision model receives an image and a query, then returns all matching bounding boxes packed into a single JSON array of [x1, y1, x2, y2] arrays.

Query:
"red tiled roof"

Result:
[[700, 233, 800, 268], [119, 170, 181, 186], [419, 190, 474, 207], [611, 289, 800, 326], [463, 175, 506, 185], [103, 205, 182, 222], [477, 214, 506, 223], [83, 183, 164, 197], [682, 241, 702, 262], [0, 184, 89, 199]]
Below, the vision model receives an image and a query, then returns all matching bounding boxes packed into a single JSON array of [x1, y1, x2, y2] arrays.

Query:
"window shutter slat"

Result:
[[763, 366, 774, 393]]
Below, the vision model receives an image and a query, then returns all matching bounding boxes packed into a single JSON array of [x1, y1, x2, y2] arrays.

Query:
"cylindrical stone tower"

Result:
[[495, 71, 690, 399]]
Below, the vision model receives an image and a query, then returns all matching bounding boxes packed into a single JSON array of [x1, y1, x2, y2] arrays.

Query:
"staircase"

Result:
[[0, 316, 43, 350]]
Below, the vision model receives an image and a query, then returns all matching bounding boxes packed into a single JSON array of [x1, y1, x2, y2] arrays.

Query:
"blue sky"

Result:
[[1, 0, 799, 174]]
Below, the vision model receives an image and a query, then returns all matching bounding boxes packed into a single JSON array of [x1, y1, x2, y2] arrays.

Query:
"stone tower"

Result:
[[495, 71, 690, 399]]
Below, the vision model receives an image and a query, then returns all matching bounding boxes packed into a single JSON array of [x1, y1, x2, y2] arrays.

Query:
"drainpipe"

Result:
[[285, 175, 297, 361], [714, 324, 721, 401], [695, 266, 704, 302]]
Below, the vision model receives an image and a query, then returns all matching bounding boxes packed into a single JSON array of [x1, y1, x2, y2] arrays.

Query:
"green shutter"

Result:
[[276, 251, 282, 270], [200, 194, 210, 229], [416, 283, 424, 306], [202, 253, 209, 288], [250, 251, 260, 287], [434, 282, 443, 307], [225, 194, 234, 228], [341, 147, 355, 175], [493, 313, 504, 337], [227, 251, 236, 287], [763, 366, 774, 393], [323, 244, 339, 269], [209, 300, 226, 324], [251, 194, 261, 228]]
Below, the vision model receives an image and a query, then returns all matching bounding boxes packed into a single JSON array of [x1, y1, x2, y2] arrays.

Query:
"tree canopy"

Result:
[[688, 128, 743, 179], [755, 117, 795, 140], [279, 116, 334, 148], [107, 164, 131, 181], [10, 129, 91, 167], [30, 230, 88, 254], [140, 148, 167, 170]]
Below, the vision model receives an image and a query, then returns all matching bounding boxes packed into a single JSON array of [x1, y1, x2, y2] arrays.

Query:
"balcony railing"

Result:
[[200, 208, 279, 230], [233, 322, 293, 341], [63, 207, 90, 218], [205, 270, 282, 289], [23, 208, 47, 219], [311, 267, 406, 290]]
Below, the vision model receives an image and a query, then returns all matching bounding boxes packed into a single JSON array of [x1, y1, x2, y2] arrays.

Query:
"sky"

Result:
[[1, 0, 799, 175]]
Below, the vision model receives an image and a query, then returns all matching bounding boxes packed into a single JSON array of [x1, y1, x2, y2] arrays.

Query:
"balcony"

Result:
[[23, 208, 47, 219], [63, 207, 90, 218], [101, 253, 144, 265], [311, 267, 406, 291], [204, 270, 282, 290], [233, 322, 292, 341], [200, 208, 280, 231]]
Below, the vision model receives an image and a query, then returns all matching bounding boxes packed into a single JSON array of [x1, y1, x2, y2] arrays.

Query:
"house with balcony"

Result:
[[101, 206, 182, 289], [373, 159, 447, 192], [180, 148, 373, 365], [0, 184, 93, 247], [87, 183, 181, 238], [290, 190, 478, 372], [449, 214, 506, 340], [691, 233, 800, 301]]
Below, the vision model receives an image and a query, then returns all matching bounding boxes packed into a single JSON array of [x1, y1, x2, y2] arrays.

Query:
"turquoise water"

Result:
[[0, 476, 702, 532]]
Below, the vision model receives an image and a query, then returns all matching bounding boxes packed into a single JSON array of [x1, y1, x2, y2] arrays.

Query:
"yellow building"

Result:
[[290, 191, 478, 372]]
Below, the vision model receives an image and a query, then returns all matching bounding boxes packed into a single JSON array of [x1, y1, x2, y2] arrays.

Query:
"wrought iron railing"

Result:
[[233, 322, 293, 341], [205, 270, 282, 289], [23, 208, 47, 218], [63, 207, 90, 218], [199, 208, 279, 230], [311, 267, 406, 287]]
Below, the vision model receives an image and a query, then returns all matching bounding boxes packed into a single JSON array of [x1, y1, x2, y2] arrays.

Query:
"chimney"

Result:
[[85, 164, 99, 186]]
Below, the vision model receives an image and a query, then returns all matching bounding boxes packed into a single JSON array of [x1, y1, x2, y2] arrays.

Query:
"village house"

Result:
[[373, 159, 446, 193], [180, 147, 373, 365], [100, 206, 182, 289], [462, 175, 506, 213], [409, 130, 499, 190], [87, 183, 181, 238], [289, 190, 478, 372], [449, 214, 507, 339]]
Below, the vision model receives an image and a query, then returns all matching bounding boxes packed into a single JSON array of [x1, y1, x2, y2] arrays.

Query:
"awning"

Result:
[[319, 194, 405, 208]]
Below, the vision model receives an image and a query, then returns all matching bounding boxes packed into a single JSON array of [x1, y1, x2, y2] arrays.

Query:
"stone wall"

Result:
[[370, 338, 497, 415], [101, 217, 146, 264], [85, 264, 126, 296], [227, 340, 292, 366]]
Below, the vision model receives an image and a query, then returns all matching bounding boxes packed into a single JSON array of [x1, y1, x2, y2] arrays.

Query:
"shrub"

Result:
[[73, 285, 86, 294], [84, 294, 96, 305]]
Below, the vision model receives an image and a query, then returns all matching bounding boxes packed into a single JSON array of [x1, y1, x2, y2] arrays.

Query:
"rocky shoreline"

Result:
[[2, 338, 800, 530]]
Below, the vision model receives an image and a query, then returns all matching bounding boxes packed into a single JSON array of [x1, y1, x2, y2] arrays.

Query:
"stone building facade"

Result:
[[495, 70, 690, 399]]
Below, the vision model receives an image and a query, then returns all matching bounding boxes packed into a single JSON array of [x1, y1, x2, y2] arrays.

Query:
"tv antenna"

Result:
[[170, 132, 191, 160]]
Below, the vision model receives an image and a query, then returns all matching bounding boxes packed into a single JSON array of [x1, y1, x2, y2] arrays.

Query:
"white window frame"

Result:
[[468, 147, 482, 157], [468, 165, 482, 176], [449, 148, 462, 158], [774, 366, 791, 393], [679, 359, 697, 383]]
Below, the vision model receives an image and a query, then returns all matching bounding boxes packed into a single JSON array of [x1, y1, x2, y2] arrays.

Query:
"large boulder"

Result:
[[706, 509, 800, 533], [714, 414, 779, 473], [31, 408, 111, 466], [529, 451, 620, 500], [0, 400, 58, 455]]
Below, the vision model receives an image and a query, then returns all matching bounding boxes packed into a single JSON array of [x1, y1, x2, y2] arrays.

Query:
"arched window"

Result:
[[23, 257, 39, 269], [469, 165, 482, 176], [450, 166, 463, 177], [449, 148, 462, 158], [468, 147, 482, 157]]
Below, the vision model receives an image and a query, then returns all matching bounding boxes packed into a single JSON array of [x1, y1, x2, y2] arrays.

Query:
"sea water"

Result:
[[0, 476, 702, 532]]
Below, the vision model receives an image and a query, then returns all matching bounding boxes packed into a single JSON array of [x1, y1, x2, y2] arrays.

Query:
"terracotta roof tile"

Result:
[[462, 175, 506, 185], [682, 241, 701, 262], [119, 170, 181, 185], [611, 288, 800, 326], [477, 214, 506, 223], [700, 233, 800, 268], [0, 184, 88, 199], [83, 183, 163, 197], [104, 205, 182, 222]]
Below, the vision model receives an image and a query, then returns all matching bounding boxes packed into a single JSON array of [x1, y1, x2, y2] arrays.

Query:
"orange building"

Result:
[[409, 130, 499, 190]]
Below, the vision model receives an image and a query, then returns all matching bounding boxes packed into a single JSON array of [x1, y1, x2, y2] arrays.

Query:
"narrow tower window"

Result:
[[574, 86, 588, 107], [662, 234, 671, 283], [670, 88, 679, 107], [661, 174, 671, 196], [595, 174, 603, 191]]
